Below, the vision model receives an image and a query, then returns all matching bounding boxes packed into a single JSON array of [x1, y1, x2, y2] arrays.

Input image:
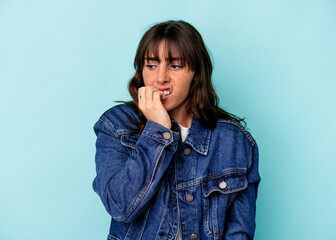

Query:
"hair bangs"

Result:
[[144, 34, 196, 71]]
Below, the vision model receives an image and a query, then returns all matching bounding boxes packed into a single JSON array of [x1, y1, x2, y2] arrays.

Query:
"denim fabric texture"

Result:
[[93, 104, 261, 240]]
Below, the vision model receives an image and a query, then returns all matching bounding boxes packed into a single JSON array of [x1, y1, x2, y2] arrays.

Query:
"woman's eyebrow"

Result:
[[144, 57, 160, 62], [144, 57, 182, 63], [167, 57, 182, 62]]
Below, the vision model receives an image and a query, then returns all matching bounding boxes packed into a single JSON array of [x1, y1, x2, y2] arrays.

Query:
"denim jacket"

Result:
[[93, 104, 261, 240]]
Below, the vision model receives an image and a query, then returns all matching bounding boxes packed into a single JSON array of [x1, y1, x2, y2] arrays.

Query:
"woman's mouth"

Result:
[[163, 90, 172, 96], [158, 87, 173, 100]]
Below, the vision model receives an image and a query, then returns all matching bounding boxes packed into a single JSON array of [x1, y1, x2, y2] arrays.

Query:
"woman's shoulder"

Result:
[[95, 102, 140, 135], [215, 118, 256, 147]]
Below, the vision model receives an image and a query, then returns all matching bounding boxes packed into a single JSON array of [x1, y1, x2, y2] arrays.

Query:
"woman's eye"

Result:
[[170, 65, 182, 69], [145, 65, 156, 69]]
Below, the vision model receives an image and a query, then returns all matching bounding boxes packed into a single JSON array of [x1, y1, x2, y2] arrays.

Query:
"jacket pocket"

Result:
[[202, 173, 248, 238]]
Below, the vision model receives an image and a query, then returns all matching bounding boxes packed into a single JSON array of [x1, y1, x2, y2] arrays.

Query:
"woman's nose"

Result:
[[157, 65, 170, 83]]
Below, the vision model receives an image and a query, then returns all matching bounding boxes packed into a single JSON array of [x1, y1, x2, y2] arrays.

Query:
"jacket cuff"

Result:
[[142, 120, 180, 149]]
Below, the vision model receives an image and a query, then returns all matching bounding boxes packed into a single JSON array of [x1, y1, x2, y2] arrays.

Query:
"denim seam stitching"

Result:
[[120, 135, 176, 151], [177, 169, 246, 190], [184, 142, 206, 155], [218, 119, 255, 146], [121, 141, 136, 150], [213, 194, 217, 235], [100, 115, 137, 136], [99, 116, 117, 137], [115, 130, 136, 136], [203, 175, 246, 196], [124, 222, 134, 240], [137, 205, 152, 240], [205, 193, 224, 237], [120, 135, 138, 150], [204, 196, 210, 234], [100, 115, 138, 137], [143, 133, 172, 146], [107, 234, 121, 240], [184, 129, 211, 155]]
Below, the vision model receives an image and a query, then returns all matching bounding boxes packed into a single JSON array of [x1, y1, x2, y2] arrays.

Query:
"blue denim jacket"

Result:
[[93, 104, 261, 240]]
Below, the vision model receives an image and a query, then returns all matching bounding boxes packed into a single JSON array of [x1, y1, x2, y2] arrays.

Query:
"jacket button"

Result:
[[219, 181, 227, 189], [163, 132, 171, 139], [190, 233, 198, 239], [186, 194, 194, 202], [184, 148, 191, 156]]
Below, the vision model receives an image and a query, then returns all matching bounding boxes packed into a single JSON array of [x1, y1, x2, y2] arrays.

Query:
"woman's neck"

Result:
[[169, 109, 193, 128]]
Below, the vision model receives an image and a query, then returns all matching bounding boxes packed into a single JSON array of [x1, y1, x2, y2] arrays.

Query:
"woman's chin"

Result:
[[163, 103, 172, 112], [163, 105, 171, 111]]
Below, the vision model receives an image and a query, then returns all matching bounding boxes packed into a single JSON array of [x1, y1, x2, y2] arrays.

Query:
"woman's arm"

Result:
[[92, 115, 179, 223], [223, 142, 261, 239]]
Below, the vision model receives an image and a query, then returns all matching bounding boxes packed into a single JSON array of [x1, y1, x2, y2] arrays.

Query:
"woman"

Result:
[[93, 20, 261, 240]]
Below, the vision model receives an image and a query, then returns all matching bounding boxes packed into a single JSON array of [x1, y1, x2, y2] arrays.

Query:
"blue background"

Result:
[[1, 0, 335, 239]]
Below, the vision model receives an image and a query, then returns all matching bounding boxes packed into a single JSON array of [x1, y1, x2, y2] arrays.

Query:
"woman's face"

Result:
[[142, 40, 195, 118]]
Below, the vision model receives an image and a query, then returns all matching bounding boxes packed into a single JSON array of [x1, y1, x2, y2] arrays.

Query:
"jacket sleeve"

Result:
[[92, 115, 179, 223], [223, 141, 261, 240]]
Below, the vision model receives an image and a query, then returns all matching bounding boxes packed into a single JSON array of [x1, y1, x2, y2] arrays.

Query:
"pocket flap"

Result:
[[202, 173, 248, 197]]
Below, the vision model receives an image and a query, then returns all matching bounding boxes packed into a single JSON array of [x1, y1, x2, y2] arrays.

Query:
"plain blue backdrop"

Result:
[[1, 0, 335, 239]]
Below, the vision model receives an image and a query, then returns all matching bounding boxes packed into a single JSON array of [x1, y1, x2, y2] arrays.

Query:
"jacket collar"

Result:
[[171, 114, 211, 156]]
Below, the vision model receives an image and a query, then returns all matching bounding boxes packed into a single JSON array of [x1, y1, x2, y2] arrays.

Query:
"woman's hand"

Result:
[[138, 86, 171, 129]]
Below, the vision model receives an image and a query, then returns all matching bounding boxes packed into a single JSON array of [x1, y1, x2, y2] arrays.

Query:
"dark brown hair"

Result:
[[117, 20, 245, 134]]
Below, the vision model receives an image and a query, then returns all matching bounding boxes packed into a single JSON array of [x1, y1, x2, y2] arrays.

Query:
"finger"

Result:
[[145, 86, 153, 106], [152, 88, 165, 102], [153, 90, 164, 101], [153, 91, 163, 105], [144, 86, 155, 102], [138, 87, 144, 107]]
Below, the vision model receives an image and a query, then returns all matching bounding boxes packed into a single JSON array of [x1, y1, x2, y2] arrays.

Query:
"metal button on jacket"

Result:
[[186, 194, 194, 202], [184, 148, 191, 156], [163, 132, 171, 140], [219, 181, 227, 189], [190, 233, 198, 239]]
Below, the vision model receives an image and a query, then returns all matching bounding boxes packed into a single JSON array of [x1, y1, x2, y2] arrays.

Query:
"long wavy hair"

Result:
[[117, 20, 245, 134]]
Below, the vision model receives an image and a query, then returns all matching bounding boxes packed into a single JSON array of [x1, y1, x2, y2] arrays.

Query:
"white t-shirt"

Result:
[[178, 123, 190, 142], [176, 123, 190, 240]]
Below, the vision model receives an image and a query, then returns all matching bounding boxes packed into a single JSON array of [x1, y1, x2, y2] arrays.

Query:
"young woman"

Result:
[[93, 20, 261, 240]]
